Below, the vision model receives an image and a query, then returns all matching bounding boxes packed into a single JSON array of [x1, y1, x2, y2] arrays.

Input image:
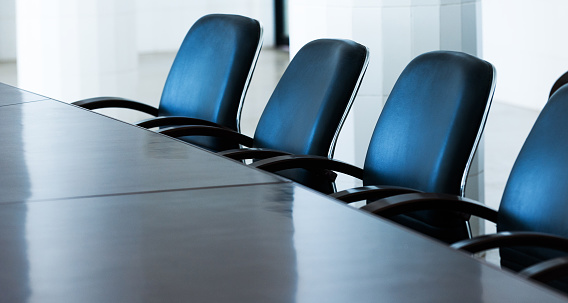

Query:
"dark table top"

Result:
[[0, 99, 284, 203], [1, 83, 567, 302]]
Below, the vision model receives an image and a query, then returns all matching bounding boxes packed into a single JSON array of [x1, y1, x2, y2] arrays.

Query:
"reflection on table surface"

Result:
[[0, 83, 567, 302]]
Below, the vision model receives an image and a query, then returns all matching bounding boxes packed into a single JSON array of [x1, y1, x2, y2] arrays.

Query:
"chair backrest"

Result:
[[252, 39, 368, 192], [253, 39, 368, 156], [363, 51, 495, 242], [498, 85, 568, 276], [159, 14, 262, 150], [363, 51, 495, 195]]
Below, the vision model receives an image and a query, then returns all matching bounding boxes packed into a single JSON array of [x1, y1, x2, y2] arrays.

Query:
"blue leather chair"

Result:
[[253, 51, 496, 243], [362, 85, 568, 293], [73, 14, 263, 151], [159, 39, 369, 193]]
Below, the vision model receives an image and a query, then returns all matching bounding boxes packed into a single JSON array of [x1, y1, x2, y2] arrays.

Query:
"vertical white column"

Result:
[[16, 0, 137, 106], [136, 0, 276, 54], [0, 0, 17, 62], [288, 0, 485, 231], [483, 0, 568, 110]]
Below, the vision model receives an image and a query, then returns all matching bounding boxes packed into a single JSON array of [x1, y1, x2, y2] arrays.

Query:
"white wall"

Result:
[[287, 0, 568, 116], [136, 0, 275, 54], [16, 0, 138, 103], [12, 0, 274, 115], [482, 0, 568, 110], [0, 0, 16, 61], [4, 0, 274, 72], [5, 1, 568, 107]]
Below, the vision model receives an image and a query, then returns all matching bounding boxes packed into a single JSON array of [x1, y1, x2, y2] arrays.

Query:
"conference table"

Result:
[[1, 82, 567, 302]]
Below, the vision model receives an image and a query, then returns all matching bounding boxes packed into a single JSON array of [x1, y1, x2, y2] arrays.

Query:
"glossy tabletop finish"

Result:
[[1, 84, 567, 302], [0, 83, 50, 106], [0, 99, 284, 203], [1, 184, 567, 303]]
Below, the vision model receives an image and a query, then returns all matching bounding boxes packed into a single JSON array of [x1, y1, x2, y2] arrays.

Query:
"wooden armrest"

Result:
[[217, 148, 293, 160], [330, 185, 423, 204], [72, 97, 159, 116], [451, 231, 568, 254], [519, 256, 568, 283], [158, 125, 254, 147], [249, 155, 364, 179], [136, 116, 226, 129], [361, 192, 497, 222]]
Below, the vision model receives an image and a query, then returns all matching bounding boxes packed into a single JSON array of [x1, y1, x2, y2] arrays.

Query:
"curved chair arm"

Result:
[[361, 192, 498, 222], [72, 97, 159, 116], [158, 125, 254, 147], [136, 116, 226, 129], [451, 231, 568, 254], [519, 256, 568, 283], [330, 185, 423, 204], [249, 155, 365, 179], [217, 148, 293, 160]]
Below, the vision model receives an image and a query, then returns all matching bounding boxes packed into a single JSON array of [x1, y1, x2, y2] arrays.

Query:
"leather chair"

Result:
[[158, 39, 369, 193], [361, 85, 568, 292], [73, 14, 263, 151], [252, 51, 496, 243]]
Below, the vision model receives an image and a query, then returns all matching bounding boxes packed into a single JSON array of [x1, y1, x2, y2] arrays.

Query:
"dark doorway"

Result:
[[275, 0, 289, 47]]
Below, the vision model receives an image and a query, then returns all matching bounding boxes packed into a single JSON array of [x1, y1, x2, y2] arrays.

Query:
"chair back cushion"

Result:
[[363, 51, 494, 242], [159, 14, 262, 150], [364, 51, 494, 194], [253, 39, 368, 156], [499, 85, 568, 274]]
